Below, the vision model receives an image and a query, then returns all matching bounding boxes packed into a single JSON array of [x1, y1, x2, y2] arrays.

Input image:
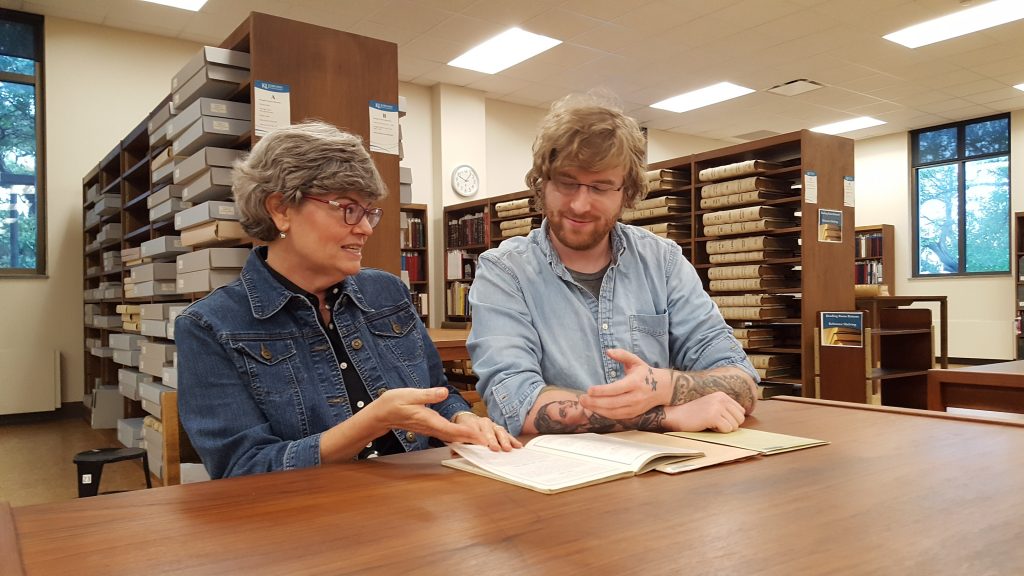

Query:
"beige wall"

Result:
[[9, 18, 198, 404], [854, 109, 1024, 360]]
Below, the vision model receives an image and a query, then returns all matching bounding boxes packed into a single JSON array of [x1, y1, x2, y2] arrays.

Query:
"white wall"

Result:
[[6, 18, 198, 404], [484, 99, 545, 195], [647, 130, 731, 162], [854, 109, 1024, 360]]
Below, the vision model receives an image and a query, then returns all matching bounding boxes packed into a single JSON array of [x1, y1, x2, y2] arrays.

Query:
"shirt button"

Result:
[[607, 370, 615, 379], [602, 323, 609, 331], [366, 442, 373, 448], [328, 323, 334, 330], [405, 431, 416, 442], [340, 362, 348, 369], [332, 288, 339, 294], [356, 400, 365, 408], [352, 338, 363, 350]]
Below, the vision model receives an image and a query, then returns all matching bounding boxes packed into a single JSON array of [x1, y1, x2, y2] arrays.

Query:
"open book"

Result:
[[442, 433, 704, 494]]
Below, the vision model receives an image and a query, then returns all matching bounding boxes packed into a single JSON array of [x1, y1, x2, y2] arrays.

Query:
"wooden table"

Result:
[[5, 398, 1024, 575], [427, 327, 470, 362], [928, 360, 1024, 413]]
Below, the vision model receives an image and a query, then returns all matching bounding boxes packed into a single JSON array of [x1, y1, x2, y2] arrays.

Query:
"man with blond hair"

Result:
[[467, 94, 758, 437]]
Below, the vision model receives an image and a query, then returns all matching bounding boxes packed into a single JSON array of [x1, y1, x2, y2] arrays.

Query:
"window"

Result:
[[0, 9, 44, 276], [912, 114, 1010, 276]]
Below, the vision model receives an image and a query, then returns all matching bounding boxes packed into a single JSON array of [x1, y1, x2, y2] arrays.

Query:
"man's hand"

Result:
[[578, 349, 669, 419], [662, 391, 746, 433]]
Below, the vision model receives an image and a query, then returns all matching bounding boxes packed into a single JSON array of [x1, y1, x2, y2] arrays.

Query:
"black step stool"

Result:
[[73, 447, 152, 497]]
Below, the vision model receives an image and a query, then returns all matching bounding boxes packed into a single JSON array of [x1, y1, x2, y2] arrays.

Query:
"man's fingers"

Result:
[[605, 348, 644, 367]]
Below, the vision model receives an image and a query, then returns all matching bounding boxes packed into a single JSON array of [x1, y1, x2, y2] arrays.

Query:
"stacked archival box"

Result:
[[698, 159, 801, 393], [626, 169, 691, 242]]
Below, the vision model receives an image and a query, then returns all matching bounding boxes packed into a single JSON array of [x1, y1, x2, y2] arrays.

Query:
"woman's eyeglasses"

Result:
[[304, 196, 384, 228]]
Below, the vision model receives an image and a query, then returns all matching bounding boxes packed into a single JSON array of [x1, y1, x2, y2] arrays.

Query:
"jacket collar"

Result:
[[239, 247, 373, 320]]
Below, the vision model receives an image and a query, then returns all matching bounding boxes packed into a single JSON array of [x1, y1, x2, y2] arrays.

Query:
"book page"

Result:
[[449, 442, 629, 493], [608, 431, 760, 473], [527, 433, 701, 473]]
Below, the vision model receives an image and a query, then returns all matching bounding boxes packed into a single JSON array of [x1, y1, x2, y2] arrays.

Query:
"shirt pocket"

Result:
[[629, 313, 670, 363], [367, 307, 425, 367], [232, 338, 301, 402]]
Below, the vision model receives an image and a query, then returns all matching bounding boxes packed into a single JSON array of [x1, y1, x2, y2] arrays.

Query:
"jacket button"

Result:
[[260, 343, 272, 360], [405, 431, 416, 442], [351, 338, 363, 350], [392, 321, 402, 333]]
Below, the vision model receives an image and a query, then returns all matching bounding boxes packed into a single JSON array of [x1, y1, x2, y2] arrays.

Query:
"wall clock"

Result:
[[451, 164, 480, 198]]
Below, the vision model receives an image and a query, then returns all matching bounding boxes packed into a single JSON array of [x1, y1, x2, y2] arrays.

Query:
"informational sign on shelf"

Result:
[[843, 176, 855, 207], [818, 208, 843, 243], [804, 170, 818, 204], [254, 81, 291, 137], [820, 311, 864, 348], [369, 100, 400, 155]]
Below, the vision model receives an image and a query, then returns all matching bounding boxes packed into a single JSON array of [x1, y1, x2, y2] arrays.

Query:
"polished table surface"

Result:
[[5, 398, 1024, 575], [426, 327, 470, 361]]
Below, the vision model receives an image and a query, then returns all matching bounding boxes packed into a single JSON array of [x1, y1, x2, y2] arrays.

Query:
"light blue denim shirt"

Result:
[[467, 220, 758, 436], [176, 249, 469, 479]]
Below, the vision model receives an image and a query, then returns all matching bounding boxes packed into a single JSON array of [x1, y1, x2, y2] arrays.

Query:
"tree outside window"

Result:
[[912, 115, 1010, 277], [0, 10, 45, 276]]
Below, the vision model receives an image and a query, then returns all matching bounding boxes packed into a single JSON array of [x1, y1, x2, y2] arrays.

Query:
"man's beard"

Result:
[[548, 208, 617, 251]]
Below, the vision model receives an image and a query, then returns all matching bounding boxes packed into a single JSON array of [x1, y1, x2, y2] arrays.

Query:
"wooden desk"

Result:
[[928, 360, 1024, 413], [5, 399, 1024, 574], [427, 327, 470, 362]]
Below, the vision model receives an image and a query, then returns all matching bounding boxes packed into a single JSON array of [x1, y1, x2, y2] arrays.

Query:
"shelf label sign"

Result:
[[254, 81, 291, 137], [820, 311, 864, 348], [369, 100, 400, 155], [843, 176, 855, 207], [818, 208, 843, 243], [804, 170, 818, 204]]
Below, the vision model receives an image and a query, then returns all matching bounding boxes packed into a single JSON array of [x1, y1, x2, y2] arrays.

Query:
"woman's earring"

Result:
[[279, 232, 287, 239]]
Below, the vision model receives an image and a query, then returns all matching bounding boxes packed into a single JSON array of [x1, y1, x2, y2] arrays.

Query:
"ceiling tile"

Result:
[[558, 0, 658, 23], [521, 7, 605, 40], [460, 0, 554, 26]]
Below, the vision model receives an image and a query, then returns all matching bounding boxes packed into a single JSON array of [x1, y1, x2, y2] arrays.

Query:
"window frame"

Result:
[[910, 113, 1011, 278], [0, 8, 46, 277]]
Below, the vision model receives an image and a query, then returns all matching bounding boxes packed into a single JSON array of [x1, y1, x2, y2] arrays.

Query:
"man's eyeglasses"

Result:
[[304, 196, 384, 228], [550, 178, 622, 198]]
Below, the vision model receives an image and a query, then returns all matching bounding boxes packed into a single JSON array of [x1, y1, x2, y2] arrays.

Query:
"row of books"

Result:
[[400, 214, 426, 249], [400, 251, 425, 283], [855, 232, 884, 258], [447, 212, 486, 248], [855, 260, 884, 285], [447, 281, 472, 318]]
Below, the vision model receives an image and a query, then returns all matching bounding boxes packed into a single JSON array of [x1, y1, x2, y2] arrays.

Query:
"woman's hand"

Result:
[[452, 411, 522, 451], [369, 388, 520, 451]]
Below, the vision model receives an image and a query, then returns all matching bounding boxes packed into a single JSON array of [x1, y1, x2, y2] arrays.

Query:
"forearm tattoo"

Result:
[[533, 396, 667, 434], [669, 370, 755, 410]]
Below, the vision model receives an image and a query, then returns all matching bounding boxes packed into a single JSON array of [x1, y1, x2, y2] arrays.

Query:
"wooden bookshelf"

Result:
[[854, 224, 894, 294], [650, 130, 860, 401], [400, 203, 429, 325], [442, 190, 538, 322], [81, 12, 401, 485]]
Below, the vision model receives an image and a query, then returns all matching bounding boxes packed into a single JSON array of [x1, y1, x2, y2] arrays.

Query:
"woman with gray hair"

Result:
[[176, 120, 519, 479]]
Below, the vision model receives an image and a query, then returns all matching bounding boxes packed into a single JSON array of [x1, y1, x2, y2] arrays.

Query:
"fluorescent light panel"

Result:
[[1015, 83, 1024, 92], [140, 0, 207, 10], [883, 0, 1024, 48], [650, 82, 754, 113], [811, 117, 886, 135], [448, 28, 561, 74]]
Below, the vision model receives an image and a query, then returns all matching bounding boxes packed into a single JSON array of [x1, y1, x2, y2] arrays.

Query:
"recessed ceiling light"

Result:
[[767, 79, 824, 97], [1014, 83, 1024, 91], [811, 117, 886, 135], [650, 82, 755, 113], [448, 28, 561, 74], [883, 0, 1024, 48], [140, 0, 207, 10]]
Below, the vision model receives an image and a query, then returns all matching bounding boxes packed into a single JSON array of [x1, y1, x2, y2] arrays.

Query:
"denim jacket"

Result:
[[467, 220, 758, 436], [176, 249, 469, 479]]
